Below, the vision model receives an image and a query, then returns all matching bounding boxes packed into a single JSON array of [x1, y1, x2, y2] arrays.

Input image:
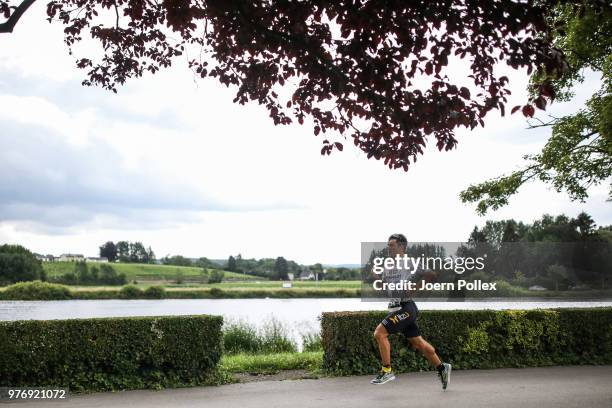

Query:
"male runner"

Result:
[[370, 233, 452, 389]]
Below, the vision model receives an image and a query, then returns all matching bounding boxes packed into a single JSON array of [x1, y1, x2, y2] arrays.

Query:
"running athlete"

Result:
[[370, 233, 452, 389]]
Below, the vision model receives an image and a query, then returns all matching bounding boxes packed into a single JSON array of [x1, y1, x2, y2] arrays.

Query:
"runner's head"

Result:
[[388, 233, 407, 256]]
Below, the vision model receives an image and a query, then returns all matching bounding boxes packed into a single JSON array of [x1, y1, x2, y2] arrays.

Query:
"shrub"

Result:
[[49, 272, 77, 286], [119, 284, 143, 299], [209, 287, 223, 297], [302, 332, 323, 352], [208, 270, 225, 284], [0, 281, 71, 300], [223, 320, 262, 354], [259, 317, 297, 353], [492, 280, 528, 297], [222, 318, 297, 354], [143, 285, 165, 299], [175, 271, 184, 284], [99, 264, 127, 285]]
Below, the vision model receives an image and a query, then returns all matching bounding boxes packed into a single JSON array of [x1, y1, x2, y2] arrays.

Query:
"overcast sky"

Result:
[[1, 3, 610, 264]]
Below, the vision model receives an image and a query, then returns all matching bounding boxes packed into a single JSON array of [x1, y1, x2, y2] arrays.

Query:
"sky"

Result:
[[0, 3, 610, 264]]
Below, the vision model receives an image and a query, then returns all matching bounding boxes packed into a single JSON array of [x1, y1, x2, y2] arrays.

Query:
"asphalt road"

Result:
[[8, 365, 612, 408]]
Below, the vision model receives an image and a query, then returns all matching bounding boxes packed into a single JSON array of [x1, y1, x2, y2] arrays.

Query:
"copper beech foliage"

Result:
[[2, 0, 574, 170]]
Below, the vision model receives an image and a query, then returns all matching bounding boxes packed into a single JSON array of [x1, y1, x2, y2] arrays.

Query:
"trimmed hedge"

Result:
[[0, 314, 224, 392], [321, 308, 612, 375]]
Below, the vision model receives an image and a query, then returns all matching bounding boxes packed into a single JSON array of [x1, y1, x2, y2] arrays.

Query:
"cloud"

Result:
[[0, 97, 302, 235]]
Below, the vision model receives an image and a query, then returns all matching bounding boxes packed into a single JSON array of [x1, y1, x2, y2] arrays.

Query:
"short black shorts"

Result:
[[380, 300, 420, 338]]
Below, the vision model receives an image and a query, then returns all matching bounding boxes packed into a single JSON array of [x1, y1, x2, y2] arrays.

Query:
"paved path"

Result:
[[10, 365, 612, 408]]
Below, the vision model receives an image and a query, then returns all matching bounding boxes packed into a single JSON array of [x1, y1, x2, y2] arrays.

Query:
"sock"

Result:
[[382, 365, 392, 373], [436, 363, 444, 373]]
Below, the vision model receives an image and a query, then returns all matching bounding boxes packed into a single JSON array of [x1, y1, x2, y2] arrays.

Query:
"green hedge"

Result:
[[0, 315, 224, 392], [321, 308, 612, 375]]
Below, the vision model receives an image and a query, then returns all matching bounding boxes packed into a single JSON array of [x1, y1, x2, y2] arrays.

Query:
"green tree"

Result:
[[175, 270, 184, 284], [99, 264, 126, 285], [90, 265, 99, 281], [0, 244, 45, 284], [162, 255, 192, 267], [227, 256, 237, 272], [200, 269, 210, 284], [461, 3, 612, 214], [208, 270, 225, 284], [129, 242, 148, 263], [195, 257, 216, 269], [574, 211, 596, 238], [74, 261, 92, 285], [99, 241, 117, 262], [146, 246, 156, 264], [272, 257, 289, 281], [116, 241, 130, 262]]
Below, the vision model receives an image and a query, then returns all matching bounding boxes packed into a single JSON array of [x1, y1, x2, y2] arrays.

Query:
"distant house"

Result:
[[34, 253, 55, 262], [86, 257, 109, 263], [298, 268, 316, 280], [59, 253, 85, 262], [528, 285, 547, 291]]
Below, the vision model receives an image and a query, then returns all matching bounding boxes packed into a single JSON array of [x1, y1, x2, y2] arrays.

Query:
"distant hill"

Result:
[[43, 262, 257, 282], [323, 264, 362, 269]]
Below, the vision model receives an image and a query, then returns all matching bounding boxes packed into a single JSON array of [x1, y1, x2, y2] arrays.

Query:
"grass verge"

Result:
[[220, 351, 323, 374]]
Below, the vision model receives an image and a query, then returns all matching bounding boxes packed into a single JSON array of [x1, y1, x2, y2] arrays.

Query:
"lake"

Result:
[[2, 298, 611, 350]]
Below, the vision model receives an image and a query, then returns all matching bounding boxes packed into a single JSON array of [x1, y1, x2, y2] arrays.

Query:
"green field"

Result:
[[165, 280, 361, 289], [42, 262, 258, 282]]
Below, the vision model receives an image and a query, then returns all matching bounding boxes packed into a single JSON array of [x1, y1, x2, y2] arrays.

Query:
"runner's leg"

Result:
[[374, 323, 391, 366], [407, 336, 441, 367]]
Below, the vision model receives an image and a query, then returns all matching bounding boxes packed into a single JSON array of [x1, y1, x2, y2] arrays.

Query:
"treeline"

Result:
[[225, 255, 361, 281], [323, 267, 361, 280], [225, 255, 302, 280], [50, 262, 127, 286], [161, 255, 218, 269], [456, 212, 612, 290], [99, 241, 155, 263]]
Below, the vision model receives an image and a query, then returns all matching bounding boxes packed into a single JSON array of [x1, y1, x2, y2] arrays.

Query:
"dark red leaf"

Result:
[[522, 104, 535, 118]]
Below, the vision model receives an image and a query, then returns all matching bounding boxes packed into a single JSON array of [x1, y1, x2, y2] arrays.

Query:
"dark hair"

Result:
[[388, 233, 407, 248]]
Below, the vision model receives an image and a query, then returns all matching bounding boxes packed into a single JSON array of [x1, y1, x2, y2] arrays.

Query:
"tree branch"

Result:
[[0, 0, 37, 34]]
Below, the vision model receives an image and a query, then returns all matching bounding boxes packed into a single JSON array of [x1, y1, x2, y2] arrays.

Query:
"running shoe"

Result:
[[370, 370, 396, 385], [437, 363, 452, 390]]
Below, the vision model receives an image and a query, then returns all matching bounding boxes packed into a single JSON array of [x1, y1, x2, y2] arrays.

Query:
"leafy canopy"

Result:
[[1, 0, 576, 169]]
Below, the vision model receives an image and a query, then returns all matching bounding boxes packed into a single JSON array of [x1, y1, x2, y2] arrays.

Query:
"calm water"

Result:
[[2, 298, 611, 349]]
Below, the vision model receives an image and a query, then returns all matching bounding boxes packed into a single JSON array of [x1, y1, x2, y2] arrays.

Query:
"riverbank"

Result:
[[2, 280, 612, 300]]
